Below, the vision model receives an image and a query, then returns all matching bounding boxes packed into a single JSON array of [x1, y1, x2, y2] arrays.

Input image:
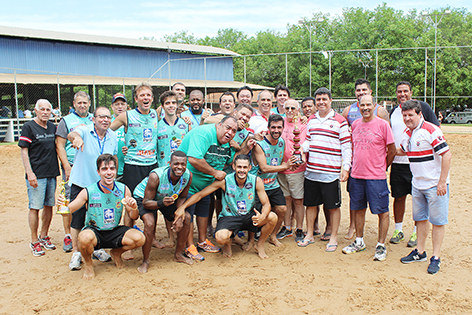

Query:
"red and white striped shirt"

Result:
[[301, 110, 352, 177], [400, 119, 450, 189]]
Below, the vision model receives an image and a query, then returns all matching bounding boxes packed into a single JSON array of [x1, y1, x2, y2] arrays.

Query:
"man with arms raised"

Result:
[[56, 91, 93, 252], [177, 155, 277, 259], [134, 151, 193, 273], [342, 95, 395, 260], [180, 89, 212, 128], [57, 154, 145, 279], [299, 87, 351, 251], [178, 116, 239, 260], [19, 99, 60, 256], [251, 114, 298, 246], [399, 100, 451, 274], [389, 81, 439, 247]]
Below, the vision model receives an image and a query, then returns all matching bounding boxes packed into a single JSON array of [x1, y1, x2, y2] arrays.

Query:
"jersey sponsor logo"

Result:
[[129, 139, 137, 147], [228, 185, 236, 191], [278, 142, 283, 147], [106, 198, 112, 204], [178, 124, 186, 130], [237, 200, 247, 215], [244, 182, 253, 189], [137, 149, 156, 156], [103, 208, 115, 224], [239, 133, 245, 139], [227, 193, 235, 198], [143, 128, 152, 141], [270, 158, 278, 166], [115, 201, 122, 209], [89, 203, 101, 208], [158, 127, 167, 133], [263, 178, 275, 184], [129, 123, 141, 127], [160, 183, 170, 190], [170, 140, 178, 152], [160, 151, 165, 159], [248, 193, 253, 200], [150, 112, 156, 118], [91, 193, 101, 200], [158, 135, 168, 140]]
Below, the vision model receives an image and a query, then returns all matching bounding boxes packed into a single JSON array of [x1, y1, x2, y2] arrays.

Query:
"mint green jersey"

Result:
[[220, 173, 257, 217], [157, 117, 189, 167], [62, 113, 93, 164], [85, 181, 126, 231], [133, 166, 191, 200], [124, 109, 158, 166], [224, 128, 250, 174], [252, 137, 284, 190], [111, 116, 125, 175]]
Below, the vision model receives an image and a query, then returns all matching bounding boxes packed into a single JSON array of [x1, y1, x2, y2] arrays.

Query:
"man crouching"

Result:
[[57, 154, 145, 279]]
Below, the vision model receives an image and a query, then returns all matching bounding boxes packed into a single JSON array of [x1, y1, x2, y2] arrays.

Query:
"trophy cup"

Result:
[[56, 181, 70, 214], [292, 115, 303, 165]]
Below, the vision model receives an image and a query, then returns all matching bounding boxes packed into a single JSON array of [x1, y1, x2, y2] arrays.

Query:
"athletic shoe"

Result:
[[237, 231, 245, 238], [400, 249, 427, 264], [342, 241, 366, 254], [407, 232, 418, 247], [93, 249, 112, 262], [276, 226, 293, 240], [389, 230, 405, 244], [295, 229, 304, 243], [197, 239, 220, 253], [30, 242, 45, 257], [63, 236, 72, 253], [186, 245, 204, 261], [373, 245, 387, 261], [39, 236, 56, 250], [69, 251, 82, 270], [427, 257, 441, 274]]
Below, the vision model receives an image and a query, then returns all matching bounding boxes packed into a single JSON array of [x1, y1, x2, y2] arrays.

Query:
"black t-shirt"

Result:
[[18, 120, 60, 179]]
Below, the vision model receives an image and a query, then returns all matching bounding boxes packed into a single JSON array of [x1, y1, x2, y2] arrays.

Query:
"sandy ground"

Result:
[[1, 129, 472, 314]]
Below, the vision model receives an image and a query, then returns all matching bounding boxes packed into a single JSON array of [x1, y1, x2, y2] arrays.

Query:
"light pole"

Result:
[[422, 9, 451, 112], [299, 17, 324, 96]]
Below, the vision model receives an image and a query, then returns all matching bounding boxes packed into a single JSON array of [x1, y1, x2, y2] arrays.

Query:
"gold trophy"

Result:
[[56, 181, 70, 214], [292, 115, 303, 165]]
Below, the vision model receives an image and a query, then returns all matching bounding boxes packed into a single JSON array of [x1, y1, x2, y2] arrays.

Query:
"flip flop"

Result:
[[297, 239, 315, 247], [320, 233, 331, 241], [313, 230, 321, 236], [325, 244, 338, 252]]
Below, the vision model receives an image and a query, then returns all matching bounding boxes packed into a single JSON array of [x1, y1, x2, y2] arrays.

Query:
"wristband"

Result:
[[157, 199, 165, 209]]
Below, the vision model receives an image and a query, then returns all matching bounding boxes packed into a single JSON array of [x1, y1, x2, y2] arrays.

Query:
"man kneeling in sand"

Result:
[[176, 154, 277, 259], [57, 154, 145, 279]]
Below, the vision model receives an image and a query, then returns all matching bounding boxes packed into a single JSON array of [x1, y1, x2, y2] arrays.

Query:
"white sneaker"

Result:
[[69, 251, 82, 271], [93, 249, 111, 262]]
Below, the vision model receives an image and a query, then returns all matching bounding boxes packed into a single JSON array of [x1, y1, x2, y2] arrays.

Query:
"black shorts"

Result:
[[136, 197, 177, 222], [303, 178, 341, 210], [215, 211, 258, 236], [83, 225, 131, 250], [254, 186, 286, 210], [390, 163, 412, 198], [122, 163, 158, 194], [70, 184, 86, 230]]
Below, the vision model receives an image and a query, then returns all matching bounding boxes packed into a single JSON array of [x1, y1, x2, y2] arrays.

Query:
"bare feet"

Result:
[[268, 236, 282, 247], [254, 242, 269, 259], [242, 241, 253, 252], [122, 250, 134, 260], [152, 239, 165, 249], [222, 243, 232, 258], [111, 249, 125, 269], [173, 253, 194, 265], [344, 229, 355, 240], [137, 261, 150, 273], [82, 264, 95, 280], [165, 238, 175, 248], [232, 235, 245, 247]]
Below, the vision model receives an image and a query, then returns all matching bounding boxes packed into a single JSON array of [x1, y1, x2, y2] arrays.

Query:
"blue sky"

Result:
[[1, 0, 470, 41]]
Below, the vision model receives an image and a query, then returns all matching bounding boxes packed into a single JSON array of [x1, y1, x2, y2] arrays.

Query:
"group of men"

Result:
[[19, 79, 451, 279]]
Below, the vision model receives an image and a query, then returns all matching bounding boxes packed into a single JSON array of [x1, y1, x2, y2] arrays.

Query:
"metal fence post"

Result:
[[14, 69, 19, 140], [375, 50, 378, 100], [57, 73, 61, 113]]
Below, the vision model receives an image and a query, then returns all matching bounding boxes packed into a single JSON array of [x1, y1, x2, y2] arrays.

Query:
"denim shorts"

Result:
[[349, 177, 390, 214], [185, 194, 211, 222], [412, 185, 449, 226], [26, 177, 56, 209]]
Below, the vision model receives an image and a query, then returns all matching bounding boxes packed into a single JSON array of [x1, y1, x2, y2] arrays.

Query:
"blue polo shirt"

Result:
[[69, 124, 118, 188]]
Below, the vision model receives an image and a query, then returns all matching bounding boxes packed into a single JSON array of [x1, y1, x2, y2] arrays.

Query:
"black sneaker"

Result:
[[400, 249, 427, 264], [427, 257, 441, 274], [276, 227, 293, 240], [295, 229, 304, 242]]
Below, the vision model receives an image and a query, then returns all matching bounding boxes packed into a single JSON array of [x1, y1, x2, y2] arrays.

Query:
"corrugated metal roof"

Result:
[[0, 25, 240, 57], [0, 73, 271, 90]]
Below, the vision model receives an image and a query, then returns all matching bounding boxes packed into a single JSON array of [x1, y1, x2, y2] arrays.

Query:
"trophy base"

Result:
[[56, 206, 70, 214]]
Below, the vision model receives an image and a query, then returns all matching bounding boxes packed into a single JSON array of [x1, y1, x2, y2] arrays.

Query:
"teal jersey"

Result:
[[124, 109, 158, 166], [85, 181, 126, 231], [253, 137, 285, 190], [179, 124, 234, 194], [180, 110, 202, 129], [62, 113, 93, 164], [220, 173, 257, 218], [157, 117, 189, 167], [133, 166, 191, 200], [223, 128, 250, 174], [111, 116, 126, 175], [270, 107, 286, 117]]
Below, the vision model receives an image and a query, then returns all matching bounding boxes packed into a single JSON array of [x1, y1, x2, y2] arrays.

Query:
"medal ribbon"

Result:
[[167, 169, 183, 197]]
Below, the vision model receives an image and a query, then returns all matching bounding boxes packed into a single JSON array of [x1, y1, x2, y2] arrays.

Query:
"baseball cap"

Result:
[[112, 93, 127, 103]]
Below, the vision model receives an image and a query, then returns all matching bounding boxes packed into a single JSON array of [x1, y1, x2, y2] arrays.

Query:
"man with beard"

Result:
[[251, 114, 298, 246], [67, 107, 118, 270], [110, 83, 159, 260], [56, 91, 93, 253], [176, 155, 277, 259], [133, 151, 193, 273], [180, 90, 212, 128], [271, 85, 290, 117], [172, 82, 188, 115], [178, 116, 239, 260]]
